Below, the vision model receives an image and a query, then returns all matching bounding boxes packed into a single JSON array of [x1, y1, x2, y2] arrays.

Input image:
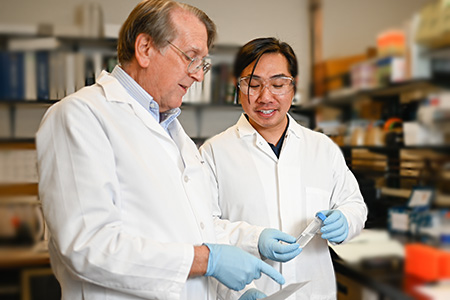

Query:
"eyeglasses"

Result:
[[167, 40, 211, 75], [238, 76, 295, 96]]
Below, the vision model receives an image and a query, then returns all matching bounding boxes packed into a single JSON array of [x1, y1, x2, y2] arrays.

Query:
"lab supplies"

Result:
[[388, 186, 434, 234], [297, 212, 327, 248]]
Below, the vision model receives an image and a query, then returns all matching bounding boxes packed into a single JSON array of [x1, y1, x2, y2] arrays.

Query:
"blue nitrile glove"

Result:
[[258, 228, 302, 262], [319, 210, 349, 243], [204, 243, 285, 291], [238, 288, 267, 300]]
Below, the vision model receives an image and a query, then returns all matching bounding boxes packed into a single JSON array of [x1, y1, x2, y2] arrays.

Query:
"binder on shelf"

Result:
[[65, 52, 76, 95], [8, 51, 25, 100], [92, 52, 103, 80], [24, 51, 37, 101], [183, 81, 203, 103], [84, 54, 96, 86], [202, 58, 212, 102], [52, 51, 66, 99], [64, 51, 86, 95], [36, 51, 50, 100], [74, 52, 86, 92], [48, 51, 60, 100], [210, 63, 234, 104], [0, 51, 10, 100], [0, 32, 119, 101]]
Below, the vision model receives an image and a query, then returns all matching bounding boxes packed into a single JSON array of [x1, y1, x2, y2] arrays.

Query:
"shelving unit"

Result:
[[0, 33, 246, 194], [294, 79, 441, 128], [294, 74, 450, 231]]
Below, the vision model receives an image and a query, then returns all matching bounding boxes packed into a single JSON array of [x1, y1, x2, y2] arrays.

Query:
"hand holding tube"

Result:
[[319, 210, 349, 243], [258, 228, 301, 262]]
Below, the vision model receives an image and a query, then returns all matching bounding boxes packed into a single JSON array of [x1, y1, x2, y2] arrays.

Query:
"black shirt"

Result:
[[268, 117, 289, 158]]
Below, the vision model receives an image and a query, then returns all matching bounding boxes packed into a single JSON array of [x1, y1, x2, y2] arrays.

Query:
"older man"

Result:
[[36, 1, 301, 300]]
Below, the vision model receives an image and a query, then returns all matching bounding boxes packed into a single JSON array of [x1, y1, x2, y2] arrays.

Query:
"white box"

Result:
[[0, 105, 11, 138], [14, 104, 49, 138], [403, 121, 420, 146]]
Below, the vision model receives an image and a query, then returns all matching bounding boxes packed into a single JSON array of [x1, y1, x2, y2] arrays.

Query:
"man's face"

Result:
[[239, 53, 295, 134], [145, 9, 209, 112]]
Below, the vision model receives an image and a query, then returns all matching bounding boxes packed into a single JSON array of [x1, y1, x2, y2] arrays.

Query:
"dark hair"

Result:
[[233, 37, 298, 97], [117, 0, 216, 65]]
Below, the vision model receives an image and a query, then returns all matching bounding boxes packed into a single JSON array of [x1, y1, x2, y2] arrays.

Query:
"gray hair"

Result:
[[117, 0, 217, 65]]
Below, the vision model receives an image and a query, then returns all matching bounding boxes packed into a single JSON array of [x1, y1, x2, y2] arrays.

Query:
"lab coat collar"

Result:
[[236, 113, 302, 140], [235, 114, 278, 162], [286, 113, 302, 140], [236, 114, 256, 138], [96, 70, 173, 143], [96, 70, 133, 104]]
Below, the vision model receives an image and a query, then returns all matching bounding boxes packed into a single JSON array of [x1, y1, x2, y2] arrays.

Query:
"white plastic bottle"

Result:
[[296, 212, 327, 248]]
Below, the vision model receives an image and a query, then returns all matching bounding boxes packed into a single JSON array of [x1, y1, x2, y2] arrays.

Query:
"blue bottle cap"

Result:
[[316, 212, 327, 221]]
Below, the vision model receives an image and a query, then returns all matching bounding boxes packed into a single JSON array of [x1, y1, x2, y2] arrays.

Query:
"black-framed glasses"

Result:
[[238, 75, 295, 96], [167, 40, 211, 75]]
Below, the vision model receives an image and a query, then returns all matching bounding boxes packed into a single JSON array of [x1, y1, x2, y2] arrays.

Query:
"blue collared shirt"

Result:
[[110, 65, 180, 132]]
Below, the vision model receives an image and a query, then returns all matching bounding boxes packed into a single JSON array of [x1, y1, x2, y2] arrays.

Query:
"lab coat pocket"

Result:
[[304, 186, 331, 220]]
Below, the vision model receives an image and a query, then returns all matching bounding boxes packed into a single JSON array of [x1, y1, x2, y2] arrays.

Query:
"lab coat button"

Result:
[[200, 222, 205, 229], [184, 175, 189, 182]]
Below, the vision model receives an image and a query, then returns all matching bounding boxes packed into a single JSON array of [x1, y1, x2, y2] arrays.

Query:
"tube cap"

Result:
[[316, 212, 327, 221]]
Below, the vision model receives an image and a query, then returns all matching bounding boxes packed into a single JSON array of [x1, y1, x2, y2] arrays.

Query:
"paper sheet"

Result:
[[263, 281, 310, 300], [416, 281, 450, 300], [330, 229, 404, 263]]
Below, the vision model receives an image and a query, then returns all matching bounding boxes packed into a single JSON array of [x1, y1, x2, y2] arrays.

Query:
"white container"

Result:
[[296, 212, 327, 248]]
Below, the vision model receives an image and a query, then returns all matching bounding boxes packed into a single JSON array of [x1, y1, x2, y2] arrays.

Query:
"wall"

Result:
[[322, 0, 430, 59]]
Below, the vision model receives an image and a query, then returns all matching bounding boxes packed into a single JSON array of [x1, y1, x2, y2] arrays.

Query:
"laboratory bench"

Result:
[[0, 246, 60, 300], [332, 251, 428, 299], [331, 231, 442, 300], [0, 237, 440, 300]]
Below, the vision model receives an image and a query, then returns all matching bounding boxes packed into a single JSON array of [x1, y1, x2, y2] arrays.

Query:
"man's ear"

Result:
[[135, 33, 154, 68]]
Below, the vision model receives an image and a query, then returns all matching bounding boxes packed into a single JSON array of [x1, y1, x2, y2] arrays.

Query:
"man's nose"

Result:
[[190, 69, 205, 82], [257, 84, 272, 102]]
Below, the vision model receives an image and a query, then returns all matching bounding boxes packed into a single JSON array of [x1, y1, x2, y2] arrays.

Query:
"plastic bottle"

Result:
[[296, 212, 327, 248]]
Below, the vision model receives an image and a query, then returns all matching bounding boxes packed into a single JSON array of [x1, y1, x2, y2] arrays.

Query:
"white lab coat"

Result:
[[200, 114, 368, 300], [36, 71, 261, 300]]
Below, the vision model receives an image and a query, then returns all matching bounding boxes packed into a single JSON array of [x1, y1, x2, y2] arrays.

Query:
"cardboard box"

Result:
[[313, 54, 369, 96]]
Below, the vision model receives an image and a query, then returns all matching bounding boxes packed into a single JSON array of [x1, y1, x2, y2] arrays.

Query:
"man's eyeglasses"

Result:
[[238, 76, 295, 96], [167, 40, 211, 75]]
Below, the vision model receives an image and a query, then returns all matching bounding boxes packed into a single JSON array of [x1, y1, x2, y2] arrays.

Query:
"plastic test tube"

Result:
[[296, 212, 327, 248]]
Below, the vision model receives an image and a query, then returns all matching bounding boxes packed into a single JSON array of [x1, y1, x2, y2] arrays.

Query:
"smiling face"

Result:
[[141, 8, 209, 112], [239, 53, 294, 141]]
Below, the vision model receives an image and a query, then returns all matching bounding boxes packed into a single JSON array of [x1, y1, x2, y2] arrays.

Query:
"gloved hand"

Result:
[[258, 228, 301, 262], [204, 243, 285, 291], [319, 210, 349, 243], [238, 288, 267, 300]]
